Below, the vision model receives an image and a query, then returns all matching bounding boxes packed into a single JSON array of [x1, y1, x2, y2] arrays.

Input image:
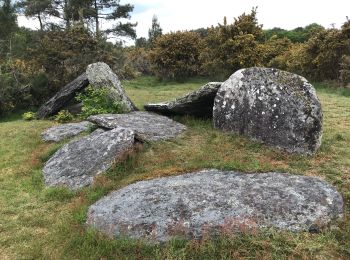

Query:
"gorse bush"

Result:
[[75, 86, 125, 119], [54, 110, 74, 123], [150, 31, 202, 80]]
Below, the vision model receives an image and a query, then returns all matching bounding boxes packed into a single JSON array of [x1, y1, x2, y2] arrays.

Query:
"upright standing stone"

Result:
[[86, 62, 137, 112], [213, 67, 323, 154]]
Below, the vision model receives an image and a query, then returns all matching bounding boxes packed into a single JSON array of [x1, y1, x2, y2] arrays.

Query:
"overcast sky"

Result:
[[18, 0, 350, 42]]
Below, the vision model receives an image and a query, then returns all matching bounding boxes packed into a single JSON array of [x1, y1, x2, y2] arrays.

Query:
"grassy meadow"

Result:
[[0, 77, 349, 259]]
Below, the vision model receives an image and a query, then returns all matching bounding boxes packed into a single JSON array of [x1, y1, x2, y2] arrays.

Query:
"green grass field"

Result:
[[0, 77, 349, 259]]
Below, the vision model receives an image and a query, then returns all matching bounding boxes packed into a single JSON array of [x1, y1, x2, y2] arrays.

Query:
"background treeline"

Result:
[[0, 1, 349, 115]]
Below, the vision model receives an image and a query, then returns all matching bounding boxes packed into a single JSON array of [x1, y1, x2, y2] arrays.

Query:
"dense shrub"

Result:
[[125, 47, 152, 75], [75, 86, 125, 119], [54, 110, 74, 123], [200, 9, 264, 80], [340, 55, 350, 86], [150, 31, 202, 80]]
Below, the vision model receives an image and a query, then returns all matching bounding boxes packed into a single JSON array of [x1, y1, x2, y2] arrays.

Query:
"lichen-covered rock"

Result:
[[43, 127, 135, 190], [36, 73, 89, 118], [144, 82, 222, 117], [213, 67, 323, 154], [87, 169, 343, 242], [37, 62, 136, 119], [88, 111, 187, 141], [86, 62, 137, 112], [41, 121, 94, 142]]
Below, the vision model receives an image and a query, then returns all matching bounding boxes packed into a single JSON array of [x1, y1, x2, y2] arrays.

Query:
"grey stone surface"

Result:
[[43, 127, 135, 190], [88, 111, 187, 141], [144, 82, 222, 117], [213, 67, 323, 154], [87, 169, 343, 242], [41, 121, 94, 142], [86, 62, 137, 112], [36, 73, 89, 118], [37, 62, 136, 119]]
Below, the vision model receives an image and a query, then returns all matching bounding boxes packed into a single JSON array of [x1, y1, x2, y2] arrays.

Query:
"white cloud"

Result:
[[18, 0, 350, 43]]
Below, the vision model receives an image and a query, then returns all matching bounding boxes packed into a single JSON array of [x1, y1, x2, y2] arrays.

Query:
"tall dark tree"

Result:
[[88, 0, 136, 39], [17, 0, 59, 30], [148, 15, 162, 46], [0, 0, 17, 40]]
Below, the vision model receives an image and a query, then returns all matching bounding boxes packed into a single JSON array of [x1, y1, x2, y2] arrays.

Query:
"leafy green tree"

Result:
[[148, 15, 162, 46], [150, 31, 201, 80]]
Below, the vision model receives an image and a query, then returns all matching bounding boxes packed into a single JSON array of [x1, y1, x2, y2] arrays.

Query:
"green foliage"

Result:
[[200, 8, 264, 80], [124, 47, 151, 75], [340, 55, 350, 86], [75, 86, 125, 119], [148, 15, 162, 47], [150, 31, 202, 80], [263, 23, 325, 43], [0, 0, 17, 40], [22, 111, 36, 120], [54, 110, 73, 123]]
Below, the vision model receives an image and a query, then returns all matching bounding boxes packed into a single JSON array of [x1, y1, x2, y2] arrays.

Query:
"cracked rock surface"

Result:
[[88, 111, 187, 141], [87, 169, 343, 242], [213, 67, 323, 154], [144, 82, 222, 118], [43, 127, 135, 190], [41, 121, 94, 142]]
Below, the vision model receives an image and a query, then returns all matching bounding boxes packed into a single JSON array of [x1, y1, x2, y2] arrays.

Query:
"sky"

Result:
[[17, 0, 350, 43]]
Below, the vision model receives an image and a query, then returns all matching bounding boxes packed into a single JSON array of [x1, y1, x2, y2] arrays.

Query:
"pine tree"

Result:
[[17, 0, 59, 30], [88, 0, 136, 39], [0, 0, 17, 39], [148, 15, 162, 46]]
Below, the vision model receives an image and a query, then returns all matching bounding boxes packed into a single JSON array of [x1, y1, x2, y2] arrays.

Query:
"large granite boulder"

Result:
[[87, 169, 343, 242], [37, 62, 136, 119], [213, 67, 323, 154], [88, 111, 187, 141], [43, 127, 135, 190], [86, 62, 137, 112], [41, 121, 94, 142], [144, 82, 222, 117], [36, 73, 89, 118]]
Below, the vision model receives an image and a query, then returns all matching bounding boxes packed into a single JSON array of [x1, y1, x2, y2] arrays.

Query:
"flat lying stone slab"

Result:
[[87, 169, 343, 242], [43, 127, 135, 190], [41, 121, 94, 142], [213, 67, 323, 154], [88, 111, 187, 141], [144, 82, 222, 117]]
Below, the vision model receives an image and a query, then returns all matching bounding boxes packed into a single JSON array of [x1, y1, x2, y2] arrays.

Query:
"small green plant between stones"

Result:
[[76, 85, 125, 119], [54, 110, 74, 123], [22, 111, 36, 121]]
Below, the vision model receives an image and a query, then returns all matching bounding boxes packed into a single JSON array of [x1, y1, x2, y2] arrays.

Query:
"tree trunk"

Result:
[[94, 0, 100, 38], [38, 13, 43, 30]]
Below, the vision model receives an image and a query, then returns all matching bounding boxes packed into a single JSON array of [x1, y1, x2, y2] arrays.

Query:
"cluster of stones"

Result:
[[39, 64, 342, 242]]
